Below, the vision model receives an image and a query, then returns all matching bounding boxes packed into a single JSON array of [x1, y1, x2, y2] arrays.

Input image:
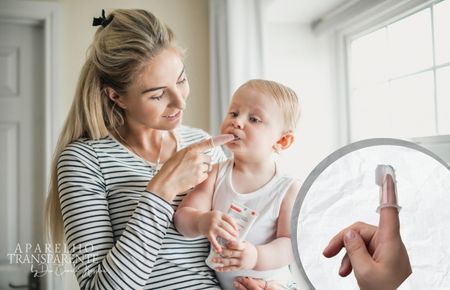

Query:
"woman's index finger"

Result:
[[189, 134, 234, 152]]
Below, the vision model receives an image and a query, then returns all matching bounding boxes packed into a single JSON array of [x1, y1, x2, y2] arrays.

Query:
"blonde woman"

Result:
[[45, 9, 234, 289]]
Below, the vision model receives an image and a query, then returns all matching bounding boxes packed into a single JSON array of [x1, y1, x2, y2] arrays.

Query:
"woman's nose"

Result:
[[170, 88, 186, 110]]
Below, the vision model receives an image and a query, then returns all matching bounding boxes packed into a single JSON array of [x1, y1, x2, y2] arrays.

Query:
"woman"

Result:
[[45, 9, 232, 289]]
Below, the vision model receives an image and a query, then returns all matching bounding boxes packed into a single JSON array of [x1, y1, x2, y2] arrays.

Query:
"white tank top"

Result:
[[212, 159, 296, 289]]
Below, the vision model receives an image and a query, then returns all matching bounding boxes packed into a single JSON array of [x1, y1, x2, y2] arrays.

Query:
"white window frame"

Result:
[[334, 0, 446, 144]]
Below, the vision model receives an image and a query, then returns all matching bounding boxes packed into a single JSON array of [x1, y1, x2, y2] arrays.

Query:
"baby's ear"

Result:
[[273, 132, 295, 152]]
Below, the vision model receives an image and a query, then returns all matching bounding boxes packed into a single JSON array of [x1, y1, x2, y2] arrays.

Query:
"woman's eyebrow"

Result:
[[177, 67, 185, 80], [140, 67, 185, 95]]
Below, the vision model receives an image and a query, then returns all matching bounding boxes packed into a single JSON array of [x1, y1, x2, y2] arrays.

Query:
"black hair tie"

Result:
[[92, 9, 113, 27]]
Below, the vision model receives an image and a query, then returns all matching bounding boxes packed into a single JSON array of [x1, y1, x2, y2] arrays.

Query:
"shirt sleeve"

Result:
[[57, 141, 174, 289]]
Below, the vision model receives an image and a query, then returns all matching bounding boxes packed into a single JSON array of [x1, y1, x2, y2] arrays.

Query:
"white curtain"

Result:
[[209, 0, 266, 134]]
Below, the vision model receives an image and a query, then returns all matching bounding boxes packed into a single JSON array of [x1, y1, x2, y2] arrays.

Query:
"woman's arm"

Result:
[[58, 142, 174, 289]]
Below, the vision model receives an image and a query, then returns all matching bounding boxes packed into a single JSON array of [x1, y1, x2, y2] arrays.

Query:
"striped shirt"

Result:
[[57, 126, 226, 289]]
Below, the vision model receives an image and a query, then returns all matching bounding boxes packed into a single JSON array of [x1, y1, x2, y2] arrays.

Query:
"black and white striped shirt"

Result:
[[57, 125, 226, 289]]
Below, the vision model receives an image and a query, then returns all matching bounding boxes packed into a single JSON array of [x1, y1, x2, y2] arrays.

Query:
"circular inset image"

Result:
[[292, 138, 450, 290]]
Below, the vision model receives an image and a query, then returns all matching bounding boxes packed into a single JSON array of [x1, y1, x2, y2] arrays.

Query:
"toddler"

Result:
[[174, 79, 301, 289]]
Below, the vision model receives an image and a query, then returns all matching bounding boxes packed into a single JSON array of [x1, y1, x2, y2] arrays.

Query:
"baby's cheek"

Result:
[[219, 120, 228, 133]]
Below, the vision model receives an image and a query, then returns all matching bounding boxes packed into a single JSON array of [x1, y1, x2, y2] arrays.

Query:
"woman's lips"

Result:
[[163, 111, 181, 120]]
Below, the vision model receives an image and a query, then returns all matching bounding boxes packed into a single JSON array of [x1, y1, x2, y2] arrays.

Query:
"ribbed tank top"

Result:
[[212, 159, 296, 289]]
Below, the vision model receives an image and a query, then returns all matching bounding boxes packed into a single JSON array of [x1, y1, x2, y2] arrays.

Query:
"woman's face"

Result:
[[119, 47, 189, 131]]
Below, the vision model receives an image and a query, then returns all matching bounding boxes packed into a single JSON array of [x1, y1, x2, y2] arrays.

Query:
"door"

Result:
[[0, 20, 45, 289]]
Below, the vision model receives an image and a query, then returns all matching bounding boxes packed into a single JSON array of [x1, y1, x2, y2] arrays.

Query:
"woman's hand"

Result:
[[323, 175, 411, 290], [198, 210, 239, 253], [146, 134, 234, 202], [213, 240, 258, 272]]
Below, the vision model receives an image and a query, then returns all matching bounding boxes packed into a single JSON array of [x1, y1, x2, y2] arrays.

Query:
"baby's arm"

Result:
[[174, 164, 239, 252], [215, 180, 301, 272]]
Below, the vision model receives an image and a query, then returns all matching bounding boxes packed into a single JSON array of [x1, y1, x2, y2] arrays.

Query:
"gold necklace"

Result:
[[115, 130, 165, 173]]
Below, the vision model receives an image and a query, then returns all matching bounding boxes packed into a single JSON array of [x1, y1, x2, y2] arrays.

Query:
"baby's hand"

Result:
[[213, 240, 258, 272], [198, 210, 238, 253]]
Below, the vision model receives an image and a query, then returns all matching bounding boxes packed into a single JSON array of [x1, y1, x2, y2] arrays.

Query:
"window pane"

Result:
[[436, 66, 450, 134], [350, 83, 390, 141], [350, 28, 388, 88], [388, 9, 433, 77], [350, 72, 435, 141], [434, 0, 450, 65], [389, 72, 435, 137]]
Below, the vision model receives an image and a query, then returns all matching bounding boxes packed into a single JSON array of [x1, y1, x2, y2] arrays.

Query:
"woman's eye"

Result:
[[150, 91, 165, 101], [177, 77, 187, 85]]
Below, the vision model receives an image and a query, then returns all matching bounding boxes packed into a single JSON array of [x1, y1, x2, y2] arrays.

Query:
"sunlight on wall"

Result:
[[264, 22, 340, 184]]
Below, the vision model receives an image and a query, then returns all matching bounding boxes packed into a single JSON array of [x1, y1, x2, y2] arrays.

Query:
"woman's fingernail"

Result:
[[339, 264, 345, 276], [344, 230, 355, 242]]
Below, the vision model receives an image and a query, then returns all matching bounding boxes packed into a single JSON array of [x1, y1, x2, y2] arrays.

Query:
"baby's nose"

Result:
[[232, 119, 243, 129]]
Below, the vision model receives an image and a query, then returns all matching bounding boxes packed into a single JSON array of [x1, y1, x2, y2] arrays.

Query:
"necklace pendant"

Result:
[[153, 161, 161, 175], [151, 167, 159, 175]]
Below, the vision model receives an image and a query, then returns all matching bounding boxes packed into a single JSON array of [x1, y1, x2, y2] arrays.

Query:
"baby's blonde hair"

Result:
[[241, 79, 300, 132]]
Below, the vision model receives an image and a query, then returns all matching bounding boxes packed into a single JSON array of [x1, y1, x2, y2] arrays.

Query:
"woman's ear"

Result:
[[105, 87, 127, 109], [273, 132, 295, 152]]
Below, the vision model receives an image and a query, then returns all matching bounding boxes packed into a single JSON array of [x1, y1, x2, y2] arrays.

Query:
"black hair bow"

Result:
[[92, 9, 113, 27]]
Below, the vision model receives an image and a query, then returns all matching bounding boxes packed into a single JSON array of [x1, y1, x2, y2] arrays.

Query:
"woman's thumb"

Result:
[[344, 230, 373, 272]]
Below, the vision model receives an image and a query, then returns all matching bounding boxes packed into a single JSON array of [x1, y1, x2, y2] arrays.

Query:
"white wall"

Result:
[[263, 21, 341, 289], [59, 0, 211, 132], [264, 22, 340, 183]]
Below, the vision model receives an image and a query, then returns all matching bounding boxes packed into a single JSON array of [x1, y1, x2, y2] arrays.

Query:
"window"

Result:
[[346, 0, 450, 141]]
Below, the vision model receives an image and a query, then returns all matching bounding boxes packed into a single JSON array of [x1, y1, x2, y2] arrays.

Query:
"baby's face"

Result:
[[220, 85, 285, 159]]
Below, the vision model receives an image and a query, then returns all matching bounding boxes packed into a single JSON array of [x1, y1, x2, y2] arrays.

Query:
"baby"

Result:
[[174, 79, 301, 289]]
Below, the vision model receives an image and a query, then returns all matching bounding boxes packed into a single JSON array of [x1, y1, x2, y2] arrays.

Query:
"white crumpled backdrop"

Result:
[[296, 145, 450, 290]]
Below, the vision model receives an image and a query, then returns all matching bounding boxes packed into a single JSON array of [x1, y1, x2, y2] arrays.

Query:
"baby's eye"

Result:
[[249, 116, 261, 123], [229, 112, 238, 118]]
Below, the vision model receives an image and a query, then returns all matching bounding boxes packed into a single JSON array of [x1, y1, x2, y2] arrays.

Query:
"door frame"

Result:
[[0, 1, 63, 290]]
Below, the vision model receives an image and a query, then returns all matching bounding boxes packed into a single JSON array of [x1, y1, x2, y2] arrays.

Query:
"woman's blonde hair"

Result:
[[242, 79, 300, 132], [44, 9, 176, 247]]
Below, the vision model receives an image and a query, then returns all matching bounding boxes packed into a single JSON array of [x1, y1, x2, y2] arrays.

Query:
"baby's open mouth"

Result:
[[232, 134, 240, 141]]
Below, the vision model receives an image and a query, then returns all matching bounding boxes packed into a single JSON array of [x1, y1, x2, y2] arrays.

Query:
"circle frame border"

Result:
[[291, 138, 450, 289]]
